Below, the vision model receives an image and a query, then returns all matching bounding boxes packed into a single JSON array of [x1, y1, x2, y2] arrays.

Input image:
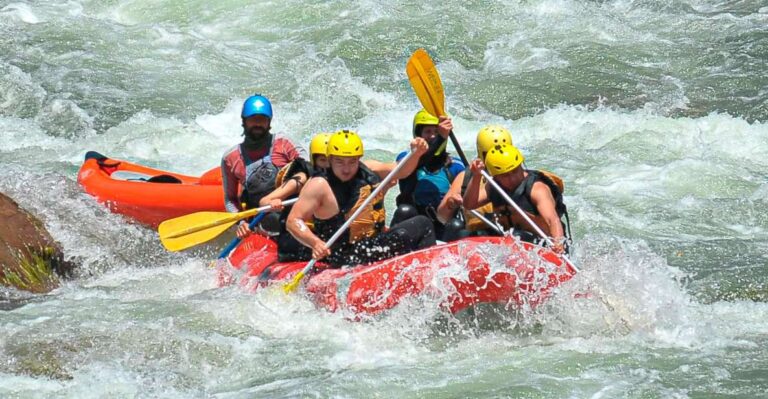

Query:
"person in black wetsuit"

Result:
[[286, 130, 436, 268]]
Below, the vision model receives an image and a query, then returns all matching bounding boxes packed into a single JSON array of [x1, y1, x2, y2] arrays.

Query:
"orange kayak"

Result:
[[219, 234, 577, 316], [77, 151, 225, 227]]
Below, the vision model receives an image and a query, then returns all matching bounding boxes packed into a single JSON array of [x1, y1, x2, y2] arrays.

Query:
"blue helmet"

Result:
[[241, 94, 273, 119]]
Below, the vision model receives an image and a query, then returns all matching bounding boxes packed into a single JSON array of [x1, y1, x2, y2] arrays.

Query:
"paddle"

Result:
[[216, 212, 268, 259], [406, 48, 469, 166], [408, 48, 513, 235], [283, 150, 419, 293], [480, 169, 580, 273], [468, 209, 504, 235], [158, 198, 297, 252]]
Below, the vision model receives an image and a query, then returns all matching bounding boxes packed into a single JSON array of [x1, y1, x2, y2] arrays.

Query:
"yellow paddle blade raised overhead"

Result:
[[406, 48, 446, 118]]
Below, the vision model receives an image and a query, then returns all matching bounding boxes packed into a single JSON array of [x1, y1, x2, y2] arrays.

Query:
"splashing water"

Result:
[[2, 0, 768, 397]]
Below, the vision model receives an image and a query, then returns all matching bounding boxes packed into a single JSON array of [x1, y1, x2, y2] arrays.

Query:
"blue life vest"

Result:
[[396, 150, 464, 209], [413, 167, 454, 208]]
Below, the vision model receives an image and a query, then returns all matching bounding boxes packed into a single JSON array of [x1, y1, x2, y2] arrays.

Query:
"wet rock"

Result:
[[0, 192, 76, 293]]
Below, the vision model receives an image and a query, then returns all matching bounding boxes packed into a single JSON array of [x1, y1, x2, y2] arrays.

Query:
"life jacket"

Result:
[[413, 167, 455, 208], [460, 170, 496, 232], [240, 137, 279, 209], [313, 163, 386, 244], [487, 169, 570, 238], [275, 158, 314, 232], [274, 158, 311, 189], [397, 155, 458, 219], [463, 202, 496, 232]]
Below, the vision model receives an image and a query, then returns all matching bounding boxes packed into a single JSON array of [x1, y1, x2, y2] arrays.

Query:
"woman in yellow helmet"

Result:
[[308, 132, 332, 170], [463, 144, 570, 254], [391, 109, 467, 241], [287, 130, 437, 267]]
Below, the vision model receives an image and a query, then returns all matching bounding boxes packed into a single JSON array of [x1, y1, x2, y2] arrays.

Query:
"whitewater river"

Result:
[[1, 1, 767, 397]]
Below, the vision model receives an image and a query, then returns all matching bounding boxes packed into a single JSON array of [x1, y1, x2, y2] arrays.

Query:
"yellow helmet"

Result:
[[412, 109, 439, 137], [327, 129, 364, 157], [484, 144, 525, 176], [476, 125, 513, 159], [309, 133, 331, 166]]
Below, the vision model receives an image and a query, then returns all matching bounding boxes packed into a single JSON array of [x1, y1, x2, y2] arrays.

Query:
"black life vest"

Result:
[[313, 163, 386, 244], [487, 170, 570, 238]]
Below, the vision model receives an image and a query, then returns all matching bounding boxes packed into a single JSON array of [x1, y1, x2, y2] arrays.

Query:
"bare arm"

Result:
[[462, 160, 489, 210], [363, 159, 391, 178], [286, 177, 332, 259], [436, 171, 464, 224], [258, 171, 308, 209], [366, 138, 429, 180], [530, 182, 565, 250]]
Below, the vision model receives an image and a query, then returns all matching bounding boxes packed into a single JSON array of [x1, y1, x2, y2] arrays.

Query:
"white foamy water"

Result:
[[2, 0, 767, 397]]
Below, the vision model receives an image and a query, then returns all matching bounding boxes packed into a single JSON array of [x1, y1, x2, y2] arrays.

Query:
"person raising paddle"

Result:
[[287, 130, 436, 268], [220, 94, 305, 238], [463, 144, 571, 254], [390, 109, 466, 242]]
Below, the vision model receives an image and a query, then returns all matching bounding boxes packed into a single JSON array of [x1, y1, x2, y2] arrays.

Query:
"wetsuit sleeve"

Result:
[[272, 137, 306, 168], [221, 157, 241, 213]]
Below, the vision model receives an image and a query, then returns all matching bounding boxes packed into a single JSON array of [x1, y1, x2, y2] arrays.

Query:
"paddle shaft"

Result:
[[480, 169, 580, 273], [165, 198, 297, 239], [287, 150, 418, 290], [449, 132, 469, 167], [217, 212, 267, 259], [468, 209, 504, 235]]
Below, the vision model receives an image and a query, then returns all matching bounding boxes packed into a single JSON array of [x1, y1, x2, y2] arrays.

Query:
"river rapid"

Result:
[[1, 1, 767, 397]]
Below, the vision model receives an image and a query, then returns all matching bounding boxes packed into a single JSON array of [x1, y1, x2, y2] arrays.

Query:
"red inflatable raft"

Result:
[[218, 234, 577, 316], [77, 151, 225, 227]]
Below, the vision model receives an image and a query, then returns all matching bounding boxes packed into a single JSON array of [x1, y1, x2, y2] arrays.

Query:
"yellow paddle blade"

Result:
[[406, 48, 445, 118], [282, 270, 305, 293], [158, 208, 259, 251], [160, 218, 239, 252]]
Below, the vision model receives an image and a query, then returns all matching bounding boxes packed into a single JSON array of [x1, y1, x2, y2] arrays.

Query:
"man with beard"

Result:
[[390, 109, 466, 241], [221, 94, 303, 238]]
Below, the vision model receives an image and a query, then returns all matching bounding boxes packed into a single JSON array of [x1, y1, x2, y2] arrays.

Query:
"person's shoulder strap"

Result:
[[358, 162, 381, 184], [516, 170, 537, 199]]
